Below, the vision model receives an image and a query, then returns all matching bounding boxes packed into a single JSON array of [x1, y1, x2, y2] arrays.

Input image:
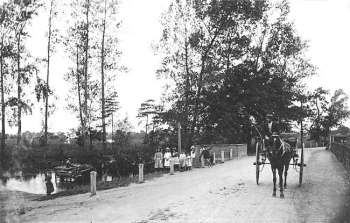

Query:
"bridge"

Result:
[[11, 146, 348, 223]]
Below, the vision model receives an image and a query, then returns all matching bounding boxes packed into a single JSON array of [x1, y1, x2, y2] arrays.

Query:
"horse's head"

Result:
[[266, 135, 283, 157]]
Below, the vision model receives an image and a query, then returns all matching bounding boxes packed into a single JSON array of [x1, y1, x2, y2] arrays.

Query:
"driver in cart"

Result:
[[262, 114, 288, 154]]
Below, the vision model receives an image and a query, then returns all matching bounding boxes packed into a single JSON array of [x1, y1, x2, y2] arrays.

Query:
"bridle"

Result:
[[267, 135, 284, 156]]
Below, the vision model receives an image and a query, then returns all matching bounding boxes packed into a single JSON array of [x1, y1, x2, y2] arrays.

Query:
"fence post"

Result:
[[170, 158, 175, 175], [221, 151, 225, 163], [213, 152, 216, 164], [138, 164, 144, 183], [230, 149, 233, 160], [90, 171, 97, 196]]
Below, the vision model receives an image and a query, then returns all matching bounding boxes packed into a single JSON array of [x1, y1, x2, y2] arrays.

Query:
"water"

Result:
[[0, 173, 59, 195], [0, 171, 116, 195]]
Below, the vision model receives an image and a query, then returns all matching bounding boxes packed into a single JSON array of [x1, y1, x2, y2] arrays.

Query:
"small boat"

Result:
[[53, 163, 94, 183]]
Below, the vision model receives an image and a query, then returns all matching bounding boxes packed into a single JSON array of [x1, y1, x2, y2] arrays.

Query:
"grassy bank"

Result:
[[1, 143, 157, 178]]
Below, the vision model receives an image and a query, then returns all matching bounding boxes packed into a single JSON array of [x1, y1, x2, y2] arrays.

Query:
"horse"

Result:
[[200, 148, 214, 167], [265, 135, 293, 198]]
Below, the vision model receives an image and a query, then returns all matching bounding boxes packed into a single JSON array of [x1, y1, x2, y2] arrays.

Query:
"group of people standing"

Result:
[[154, 147, 196, 172]]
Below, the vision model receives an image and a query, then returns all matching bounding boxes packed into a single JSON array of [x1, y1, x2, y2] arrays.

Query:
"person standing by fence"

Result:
[[154, 148, 163, 171], [186, 151, 192, 170], [179, 151, 186, 171], [172, 148, 180, 171], [163, 147, 171, 171]]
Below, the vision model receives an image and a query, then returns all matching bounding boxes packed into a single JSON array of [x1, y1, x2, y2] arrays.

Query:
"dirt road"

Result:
[[7, 148, 350, 222]]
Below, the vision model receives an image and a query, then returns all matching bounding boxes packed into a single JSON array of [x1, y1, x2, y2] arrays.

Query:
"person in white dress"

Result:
[[186, 152, 192, 170], [154, 149, 163, 170], [179, 151, 186, 171], [172, 149, 180, 171], [163, 147, 171, 169]]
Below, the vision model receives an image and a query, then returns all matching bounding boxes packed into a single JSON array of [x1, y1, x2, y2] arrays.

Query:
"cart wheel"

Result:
[[299, 144, 304, 186], [256, 141, 261, 185]]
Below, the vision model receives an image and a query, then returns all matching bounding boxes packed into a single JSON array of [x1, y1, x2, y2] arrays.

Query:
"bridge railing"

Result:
[[330, 142, 350, 171]]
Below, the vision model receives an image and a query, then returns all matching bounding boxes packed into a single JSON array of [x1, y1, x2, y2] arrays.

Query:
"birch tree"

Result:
[[12, 0, 40, 144]]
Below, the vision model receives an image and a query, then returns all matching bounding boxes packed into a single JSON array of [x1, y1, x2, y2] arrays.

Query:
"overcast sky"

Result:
[[9, 0, 350, 133]]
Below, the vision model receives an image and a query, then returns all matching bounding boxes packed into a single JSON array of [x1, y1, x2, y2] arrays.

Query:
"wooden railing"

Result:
[[330, 143, 350, 170]]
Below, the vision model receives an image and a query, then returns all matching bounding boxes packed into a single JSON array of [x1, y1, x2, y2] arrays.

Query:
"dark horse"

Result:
[[200, 148, 214, 167], [265, 135, 293, 198]]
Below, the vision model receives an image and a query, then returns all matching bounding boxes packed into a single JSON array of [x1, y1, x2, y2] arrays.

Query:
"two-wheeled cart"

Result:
[[254, 135, 306, 186]]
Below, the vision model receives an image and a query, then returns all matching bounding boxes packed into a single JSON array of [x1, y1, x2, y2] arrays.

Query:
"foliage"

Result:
[[156, 0, 316, 149], [324, 89, 350, 132], [137, 99, 162, 143]]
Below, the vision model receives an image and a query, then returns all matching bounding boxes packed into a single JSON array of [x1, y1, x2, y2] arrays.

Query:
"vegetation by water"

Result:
[[0, 142, 157, 179]]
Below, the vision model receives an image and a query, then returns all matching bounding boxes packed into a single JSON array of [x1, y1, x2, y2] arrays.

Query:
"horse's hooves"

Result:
[[272, 192, 276, 197], [280, 194, 285, 198]]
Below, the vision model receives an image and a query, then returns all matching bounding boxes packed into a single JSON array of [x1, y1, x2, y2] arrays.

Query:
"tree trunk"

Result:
[[83, 0, 90, 149], [76, 44, 85, 147], [111, 112, 114, 150], [44, 0, 54, 145], [189, 19, 226, 146], [183, 34, 190, 150], [17, 32, 21, 145], [145, 115, 148, 143], [101, 0, 107, 151], [0, 37, 5, 153]]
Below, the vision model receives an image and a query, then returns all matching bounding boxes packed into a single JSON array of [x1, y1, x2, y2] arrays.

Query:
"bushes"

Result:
[[1, 143, 157, 177]]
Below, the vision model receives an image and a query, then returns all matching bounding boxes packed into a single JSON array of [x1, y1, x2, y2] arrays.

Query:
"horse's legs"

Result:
[[284, 163, 289, 189], [272, 167, 277, 197], [278, 167, 284, 198]]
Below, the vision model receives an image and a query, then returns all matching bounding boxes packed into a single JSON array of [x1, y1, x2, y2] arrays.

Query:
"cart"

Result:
[[254, 134, 306, 186]]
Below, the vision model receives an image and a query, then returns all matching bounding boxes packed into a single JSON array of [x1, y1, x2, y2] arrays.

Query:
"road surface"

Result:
[[4, 147, 350, 223]]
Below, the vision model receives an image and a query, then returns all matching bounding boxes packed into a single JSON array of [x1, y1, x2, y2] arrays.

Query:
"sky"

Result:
[[4, 0, 350, 133]]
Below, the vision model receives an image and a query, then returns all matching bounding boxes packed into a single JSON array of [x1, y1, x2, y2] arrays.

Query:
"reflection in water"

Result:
[[0, 173, 58, 195], [0, 172, 114, 194]]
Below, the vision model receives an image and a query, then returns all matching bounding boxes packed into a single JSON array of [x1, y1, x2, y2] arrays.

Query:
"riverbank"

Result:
[[0, 169, 166, 221]]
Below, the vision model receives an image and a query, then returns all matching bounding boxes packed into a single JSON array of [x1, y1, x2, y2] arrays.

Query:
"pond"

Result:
[[0, 172, 60, 195], [0, 172, 113, 195]]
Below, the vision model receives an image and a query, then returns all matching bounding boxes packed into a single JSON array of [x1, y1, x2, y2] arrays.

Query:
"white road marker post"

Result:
[[221, 151, 225, 163], [90, 171, 97, 196], [170, 158, 175, 175], [213, 152, 216, 164], [230, 149, 233, 160], [138, 164, 144, 183]]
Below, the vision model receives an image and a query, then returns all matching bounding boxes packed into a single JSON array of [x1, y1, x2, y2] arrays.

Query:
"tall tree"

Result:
[[100, 0, 107, 150], [83, 0, 90, 148], [13, 0, 40, 144], [323, 89, 350, 136], [0, 2, 16, 155], [308, 87, 329, 141], [64, 9, 84, 147], [97, 0, 122, 150], [44, 0, 57, 145], [65, 0, 124, 149], [157, 0, 199, 149], [157, 0, 316, 146], [137, 99, 158, 143], [158, 0, 268, 145]]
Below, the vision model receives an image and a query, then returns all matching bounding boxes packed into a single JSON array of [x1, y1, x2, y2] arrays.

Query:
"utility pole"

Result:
[[178, 122, 181, 153], [299, 99, 304, 186], [111, 112, 114, 150]]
